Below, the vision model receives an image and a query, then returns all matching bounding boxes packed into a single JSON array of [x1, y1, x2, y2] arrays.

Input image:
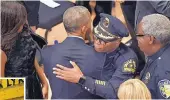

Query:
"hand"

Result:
[[115, 0, 125, 3], [42, 83, 48, 99], [53, 61, 84, 83]]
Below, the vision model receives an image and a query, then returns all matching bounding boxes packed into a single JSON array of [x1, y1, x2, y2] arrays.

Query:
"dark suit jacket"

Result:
[[135, 1, 170, 28], [42, 37, 105, 99]]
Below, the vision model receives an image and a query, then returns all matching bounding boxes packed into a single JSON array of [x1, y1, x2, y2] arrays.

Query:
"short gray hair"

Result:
[[141, 14, 170, 45], [63, 6, 90, 33]]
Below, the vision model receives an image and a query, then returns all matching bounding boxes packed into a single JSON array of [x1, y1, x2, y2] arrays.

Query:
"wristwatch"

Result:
[[78, 76, 86, 86]]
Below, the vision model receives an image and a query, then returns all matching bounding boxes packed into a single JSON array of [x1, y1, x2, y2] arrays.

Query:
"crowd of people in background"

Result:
[[1, 0, 170, 99]]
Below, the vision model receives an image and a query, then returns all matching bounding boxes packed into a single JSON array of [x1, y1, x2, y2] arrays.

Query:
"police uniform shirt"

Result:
[[140, 43, 170, 99], [81, 43, 138, 99]]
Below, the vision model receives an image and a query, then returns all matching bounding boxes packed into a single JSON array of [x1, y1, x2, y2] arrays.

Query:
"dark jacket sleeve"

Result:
[[82, 58, 138, 99], [149, 1, 170, 17], [23, 1, 40, 26]]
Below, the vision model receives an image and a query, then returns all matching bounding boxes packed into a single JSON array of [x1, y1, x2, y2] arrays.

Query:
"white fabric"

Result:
[[40, 0, 60, 8]]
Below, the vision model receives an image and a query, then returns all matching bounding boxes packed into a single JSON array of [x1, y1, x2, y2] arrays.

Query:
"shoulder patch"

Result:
[[123, 59, 136, 73], [158, 79, 170, 99]]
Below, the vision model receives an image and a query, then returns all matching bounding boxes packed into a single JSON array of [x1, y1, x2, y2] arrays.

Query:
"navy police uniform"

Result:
[[80, 13, 138, 99], [140, 43, 170, 99]]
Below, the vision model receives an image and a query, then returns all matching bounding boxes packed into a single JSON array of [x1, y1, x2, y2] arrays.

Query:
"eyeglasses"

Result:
[[136, 34, 145, 37], [93, 35, 109, 44]]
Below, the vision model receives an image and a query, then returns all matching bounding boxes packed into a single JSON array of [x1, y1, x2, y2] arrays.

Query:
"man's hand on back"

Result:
[[53, 61, 84, 83]]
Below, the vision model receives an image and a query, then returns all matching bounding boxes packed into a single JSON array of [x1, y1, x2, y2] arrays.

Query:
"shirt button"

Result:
[[85, 87, 87, 90], [87, 88, 90, 91]]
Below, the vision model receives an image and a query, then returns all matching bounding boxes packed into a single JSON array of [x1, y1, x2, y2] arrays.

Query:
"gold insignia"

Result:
[[94, 24, 113, 39], [94, 23, 120, 40], [158, 79, 170, 99], [123, 59, 136, 73], [103, 18, 109, 28], [95, 80, 106, 86]]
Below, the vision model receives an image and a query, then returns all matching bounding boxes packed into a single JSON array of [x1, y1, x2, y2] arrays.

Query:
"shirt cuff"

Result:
[[81, 76, 96, 94]]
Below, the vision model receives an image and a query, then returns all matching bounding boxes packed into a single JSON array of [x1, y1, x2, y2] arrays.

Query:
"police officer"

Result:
[[136, 14, 170, 99], [53, 13, 138, 99]]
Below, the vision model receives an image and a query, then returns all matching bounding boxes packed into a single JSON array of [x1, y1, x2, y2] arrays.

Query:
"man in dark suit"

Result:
[[41, 6, 105, 99]]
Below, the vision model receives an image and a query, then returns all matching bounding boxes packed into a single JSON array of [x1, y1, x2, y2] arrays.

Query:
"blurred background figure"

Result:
[[135, 1, 170, 28], [76, 1, 113, 27], [22, 1, 40, 32], [118, 79, 151, 100]]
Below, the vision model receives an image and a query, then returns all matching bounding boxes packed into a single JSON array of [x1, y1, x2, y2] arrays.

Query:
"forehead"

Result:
[[137, 22, 144, 35]]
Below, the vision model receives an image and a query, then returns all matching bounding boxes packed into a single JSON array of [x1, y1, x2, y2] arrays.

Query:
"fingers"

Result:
[[70, 61, 79, 69], [56, 74, 72, 83], [42, 88, 48, 99], [45, 94, 48, 99], [56, 75, 65, 80], [42, 93, 45, 99], [43, 93, 47, 99], [53, 68, 65, 77], [56, 64, 70, 71]]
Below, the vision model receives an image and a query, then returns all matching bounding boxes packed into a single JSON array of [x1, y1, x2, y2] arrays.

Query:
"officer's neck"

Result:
[[107, 43, 120, 53]]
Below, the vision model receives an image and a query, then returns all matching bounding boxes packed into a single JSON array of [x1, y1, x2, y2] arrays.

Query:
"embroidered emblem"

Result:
[[158, 79, 170, 99]]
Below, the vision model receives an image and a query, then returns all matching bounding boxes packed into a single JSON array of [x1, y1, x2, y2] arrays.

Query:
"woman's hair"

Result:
[[1, 1, 27, 53], [118, 79, 151, 100]]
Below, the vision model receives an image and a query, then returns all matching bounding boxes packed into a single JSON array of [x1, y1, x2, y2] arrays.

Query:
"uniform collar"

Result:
[[62, 36, 85, 45], [67, 35, 84, 40], [148, 44, 170, 61]]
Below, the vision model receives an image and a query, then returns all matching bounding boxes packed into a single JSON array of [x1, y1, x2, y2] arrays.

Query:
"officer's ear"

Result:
[[149, 35, 155, 44]]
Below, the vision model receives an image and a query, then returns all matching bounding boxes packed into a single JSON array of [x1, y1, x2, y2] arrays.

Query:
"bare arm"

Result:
[[34, 58, 48, 99], [1, 50, 7, 77]]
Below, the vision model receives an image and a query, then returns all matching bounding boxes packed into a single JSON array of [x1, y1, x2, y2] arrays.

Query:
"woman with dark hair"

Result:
[[1, 1, 48, 99]]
